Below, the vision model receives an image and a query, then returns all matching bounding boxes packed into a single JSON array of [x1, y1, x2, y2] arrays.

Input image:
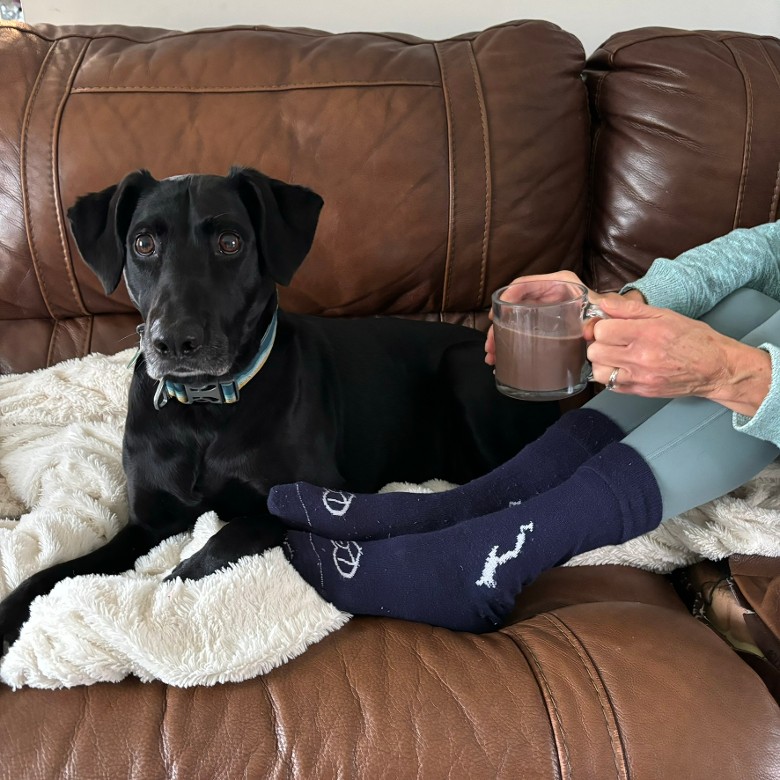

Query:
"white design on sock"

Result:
[[297, 483, 324, 588], [475, 522, 534, 589], [509, 499, 523, 507], [332, 540, 363, 579], [322, 489, 355, 516]]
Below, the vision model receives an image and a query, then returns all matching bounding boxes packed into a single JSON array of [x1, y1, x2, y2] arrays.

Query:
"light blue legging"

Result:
[[585, 288, 780, 519]]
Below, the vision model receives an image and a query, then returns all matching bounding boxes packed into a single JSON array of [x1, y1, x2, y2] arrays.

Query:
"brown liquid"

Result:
[[495, 326, 586, 394]]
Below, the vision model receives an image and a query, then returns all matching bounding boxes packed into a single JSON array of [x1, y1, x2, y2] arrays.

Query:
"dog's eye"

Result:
[[134, 234, 156, 256], [218, 232, 241, 255]]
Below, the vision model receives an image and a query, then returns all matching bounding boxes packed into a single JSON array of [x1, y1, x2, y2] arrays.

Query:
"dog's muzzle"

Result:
[[133, 309, 279, 409]]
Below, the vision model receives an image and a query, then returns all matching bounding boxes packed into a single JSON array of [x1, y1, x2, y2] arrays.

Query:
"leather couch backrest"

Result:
[[0, 21, 588, 371], [585, 27, 780, 291]]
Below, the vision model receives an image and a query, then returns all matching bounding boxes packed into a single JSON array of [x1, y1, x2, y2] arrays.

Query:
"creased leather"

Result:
[[1, 21, 780, 780], [585, 28, 780, 291]]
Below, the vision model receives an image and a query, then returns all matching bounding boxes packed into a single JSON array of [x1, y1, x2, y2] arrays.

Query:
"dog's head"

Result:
[[67, 167, 323, 381]]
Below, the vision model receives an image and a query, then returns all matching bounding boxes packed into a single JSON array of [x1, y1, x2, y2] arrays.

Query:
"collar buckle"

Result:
[[182, 381, 239, 405], [154, 378, 241, 409]]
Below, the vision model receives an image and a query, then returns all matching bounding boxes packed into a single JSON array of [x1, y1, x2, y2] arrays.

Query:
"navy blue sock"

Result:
[[269, 408, 624, 540], [284, 442, 662, 633]]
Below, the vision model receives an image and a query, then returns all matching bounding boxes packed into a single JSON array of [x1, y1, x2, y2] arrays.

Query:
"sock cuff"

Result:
[[555, 408, 626, 455], [579, 441, 663, 538]]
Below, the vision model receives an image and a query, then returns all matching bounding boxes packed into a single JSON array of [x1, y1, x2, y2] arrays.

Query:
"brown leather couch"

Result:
[[1, 19, 779, 779]]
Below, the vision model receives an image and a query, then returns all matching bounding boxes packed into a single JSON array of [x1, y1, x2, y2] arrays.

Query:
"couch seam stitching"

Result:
[[757, 43, 780, 222], [584, 69, 608, 289], [46, 319, 59, 367], [70, 80, 441, 93], [543, 613, 629, 780], [21, 39, 57, 320], [434, 42, 456, 314], [724, 42, 754, 230], [504, 629, 570, 780], [758, 40, 780, 90], [259, 680, 282, 769], [467, 41, 491, 310], [83, 315, 94, 357], [52, 38, 91, 317], [769, 163, 780, 224]]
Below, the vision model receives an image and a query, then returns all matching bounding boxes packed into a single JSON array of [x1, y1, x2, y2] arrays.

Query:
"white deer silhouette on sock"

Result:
[[475, 522, 534, 588]]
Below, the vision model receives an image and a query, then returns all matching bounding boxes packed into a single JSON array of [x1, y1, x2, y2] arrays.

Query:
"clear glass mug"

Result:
[[491, 280, 607, 401]]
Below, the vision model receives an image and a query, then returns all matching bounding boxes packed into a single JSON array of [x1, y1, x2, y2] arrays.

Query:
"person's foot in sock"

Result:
[[269, 408, 624, 540], [283, 442, 662, 632]]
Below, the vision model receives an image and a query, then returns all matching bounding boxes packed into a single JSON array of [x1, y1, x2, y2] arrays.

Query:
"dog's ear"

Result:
[[230, 166, 324, 286], [66, 169, 156, 295]]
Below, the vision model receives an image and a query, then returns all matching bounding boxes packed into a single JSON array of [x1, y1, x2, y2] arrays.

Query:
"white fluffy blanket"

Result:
[[2, 350, 780, 689]]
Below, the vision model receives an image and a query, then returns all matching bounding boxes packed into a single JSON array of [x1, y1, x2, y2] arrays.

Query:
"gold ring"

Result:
[[606, 367, 620, 391]]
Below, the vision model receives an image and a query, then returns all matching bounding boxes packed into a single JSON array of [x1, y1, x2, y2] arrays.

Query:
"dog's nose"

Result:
[[151, 321, 204, 358]]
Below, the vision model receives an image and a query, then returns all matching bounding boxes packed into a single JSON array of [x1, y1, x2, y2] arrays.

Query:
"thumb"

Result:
[[596, 294, 657, 320]]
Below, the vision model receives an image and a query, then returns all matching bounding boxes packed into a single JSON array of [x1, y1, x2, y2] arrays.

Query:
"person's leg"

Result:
[[271, 289, 780, 538], [623, 304, 780, 519], [269, 407, 625, 539], [284, 294, 780, 631], [280, 291, 780, 631]]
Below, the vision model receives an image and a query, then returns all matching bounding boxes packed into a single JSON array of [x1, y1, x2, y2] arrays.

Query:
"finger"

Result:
[[590, 362, 632, 387], [495, 271, 588, 304], [591, 318, 638, 346], [590, 365, 620, 387], [497, 279, 564, 304], [484, 325, 496, 365], [596, 294, 659, 320], [513, 270, 584, 286], [592, 371, 670, 398], [586, 341, 637, 372], [583, 318, 597, 341], [589, 356, 674, 396]]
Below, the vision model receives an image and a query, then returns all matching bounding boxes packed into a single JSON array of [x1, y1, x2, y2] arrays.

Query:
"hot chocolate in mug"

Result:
[[491, 280, 607, 401]]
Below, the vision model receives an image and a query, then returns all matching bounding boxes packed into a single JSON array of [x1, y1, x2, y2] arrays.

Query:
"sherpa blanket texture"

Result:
[[1, 350, 779, 689]]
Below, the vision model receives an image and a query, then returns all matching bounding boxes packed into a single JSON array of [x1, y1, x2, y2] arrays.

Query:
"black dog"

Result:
[[0, 167, 558, 643]]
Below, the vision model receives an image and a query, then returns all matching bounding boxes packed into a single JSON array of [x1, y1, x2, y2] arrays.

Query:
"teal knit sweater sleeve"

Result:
[[620, 220, 780, 447], [622, 221, 780, 317]]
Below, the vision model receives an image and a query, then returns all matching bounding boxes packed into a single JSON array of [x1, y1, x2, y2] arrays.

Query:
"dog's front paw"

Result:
[[164, 549, 221, 583], [164, 516, 285, 582], [0, 566, 70, 650]]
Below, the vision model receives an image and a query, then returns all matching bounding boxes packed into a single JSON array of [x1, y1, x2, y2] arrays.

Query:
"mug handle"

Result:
[[583, 300, 608, 382], [583, 301, 608, 321]]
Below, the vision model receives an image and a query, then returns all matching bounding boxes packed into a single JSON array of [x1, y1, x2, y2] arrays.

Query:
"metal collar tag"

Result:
[[153, 379, 169, 410]]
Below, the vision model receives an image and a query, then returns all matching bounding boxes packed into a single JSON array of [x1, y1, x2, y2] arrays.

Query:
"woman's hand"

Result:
[[587, 295, 772, 417]]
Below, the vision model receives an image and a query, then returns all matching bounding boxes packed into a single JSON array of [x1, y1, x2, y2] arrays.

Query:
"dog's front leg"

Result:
[[166, 512, 286, 582], [0, 476, 204, 646], [0, 522, 170, 645]]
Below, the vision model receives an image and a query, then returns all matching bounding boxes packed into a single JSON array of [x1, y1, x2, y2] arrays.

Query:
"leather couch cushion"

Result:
[[585, 28, 780, 291], [508, 562, 689, 621], [1, 597, 777, 779], [0, 20, 589, 372]]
